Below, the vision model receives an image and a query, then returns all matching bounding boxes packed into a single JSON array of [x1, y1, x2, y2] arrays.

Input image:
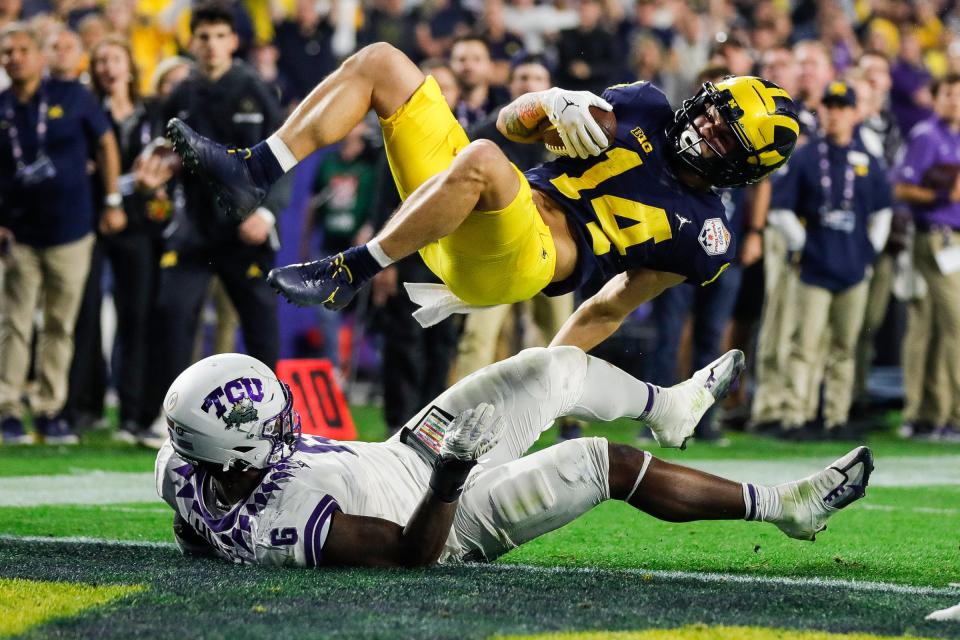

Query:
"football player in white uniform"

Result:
[[156, 348, 873, 567]]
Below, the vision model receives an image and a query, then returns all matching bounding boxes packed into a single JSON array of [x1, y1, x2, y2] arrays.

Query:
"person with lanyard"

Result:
[[893, 73, 960, 442], [749, 42, 831, 435], [770, 81, 893, 441], [62, 36, 175, 444], [0, 22, 123, 445]]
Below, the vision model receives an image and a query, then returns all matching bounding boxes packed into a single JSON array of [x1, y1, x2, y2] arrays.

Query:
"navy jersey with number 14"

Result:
[[525, 82, 736, 294]]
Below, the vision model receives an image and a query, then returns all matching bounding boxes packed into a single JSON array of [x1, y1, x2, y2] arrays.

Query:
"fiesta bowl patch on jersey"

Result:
[[698, 218, 731, 256]]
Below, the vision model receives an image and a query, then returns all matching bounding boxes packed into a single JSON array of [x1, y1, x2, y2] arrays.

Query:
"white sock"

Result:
[[742, 482, 783, 522], [569, 356, 656, 422], [367, 238, 395, 268], [265, 134, 298, 172]]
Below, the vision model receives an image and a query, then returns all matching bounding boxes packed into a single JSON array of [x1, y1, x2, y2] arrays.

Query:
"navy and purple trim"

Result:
[[636, 383, 659, 421], [744, 483, 758, 521], [303, 495, 340, 567]]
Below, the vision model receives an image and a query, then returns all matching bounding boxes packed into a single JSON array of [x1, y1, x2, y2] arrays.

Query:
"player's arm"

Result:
[[320, 493, 460, 567], [496, 92, 549, 142], [321, 404, 504, 568], [172, 513, 217, 558], [550, 268, 685, 352], [497, 88, 613, 158]]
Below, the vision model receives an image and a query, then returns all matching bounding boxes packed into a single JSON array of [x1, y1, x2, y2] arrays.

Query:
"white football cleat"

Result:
[[638, 349, 745, 449], [775, 446, 874, 541], [926, 602, 960, 621]]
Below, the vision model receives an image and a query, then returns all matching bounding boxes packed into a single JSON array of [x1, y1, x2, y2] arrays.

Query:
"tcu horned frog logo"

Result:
[[224, 397, 259, 429], [698, 218, 731, 256], [201, 377, 265, 427]]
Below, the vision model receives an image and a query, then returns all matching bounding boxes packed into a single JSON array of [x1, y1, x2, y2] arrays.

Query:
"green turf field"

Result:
[[1, 409, 959, 639]]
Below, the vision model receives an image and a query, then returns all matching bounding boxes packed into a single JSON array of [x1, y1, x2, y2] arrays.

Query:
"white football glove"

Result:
[[539, 88, 613, 159], [438, 403, 504, 462]]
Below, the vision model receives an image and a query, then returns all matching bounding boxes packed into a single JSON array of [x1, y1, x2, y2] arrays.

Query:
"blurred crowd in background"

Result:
[[1, 0, 959, 448]]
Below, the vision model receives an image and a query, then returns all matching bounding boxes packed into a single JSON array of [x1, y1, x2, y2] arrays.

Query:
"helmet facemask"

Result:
[[251, 381, 302, 468]]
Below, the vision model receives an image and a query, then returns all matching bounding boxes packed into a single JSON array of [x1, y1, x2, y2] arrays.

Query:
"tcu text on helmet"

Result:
[[201, 377, 265, 418]]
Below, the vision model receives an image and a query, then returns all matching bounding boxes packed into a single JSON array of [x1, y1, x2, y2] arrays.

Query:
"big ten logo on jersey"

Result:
[[275, 359, 356, 440], [201, 378, 264, 419], [630, 127, 654, 154]]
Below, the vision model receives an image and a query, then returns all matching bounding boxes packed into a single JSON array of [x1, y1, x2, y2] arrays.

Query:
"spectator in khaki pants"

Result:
[[771, 82, 893, 441], [893, 73, 960, 442], [0, 24, 123, 444]]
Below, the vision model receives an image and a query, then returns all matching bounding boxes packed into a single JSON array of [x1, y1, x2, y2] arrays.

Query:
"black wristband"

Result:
[[429, 456, 477, 503], [747, 227, 763, 234]]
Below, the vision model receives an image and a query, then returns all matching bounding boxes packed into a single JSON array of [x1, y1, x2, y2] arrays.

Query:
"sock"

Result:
[[246, 135, 296, 189], [340, 245, 384, 283], [569, 356, 658, 422], [367, 238, 395, 268], [742, 482, 783, 522]]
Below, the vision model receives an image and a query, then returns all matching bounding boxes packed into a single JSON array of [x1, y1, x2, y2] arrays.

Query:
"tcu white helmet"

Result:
[[163, 353, 300, 470]]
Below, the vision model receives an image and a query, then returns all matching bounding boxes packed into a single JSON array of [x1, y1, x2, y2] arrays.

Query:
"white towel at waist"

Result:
[[403, 282, 500, 327]]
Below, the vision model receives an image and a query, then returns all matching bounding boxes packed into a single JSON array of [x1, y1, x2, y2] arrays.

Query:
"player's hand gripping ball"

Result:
[[538, 88, 617, 158]]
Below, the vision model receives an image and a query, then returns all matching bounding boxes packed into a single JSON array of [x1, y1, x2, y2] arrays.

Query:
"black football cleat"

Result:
[[267, 254, 360, 310], [166, 118, 266, 220]]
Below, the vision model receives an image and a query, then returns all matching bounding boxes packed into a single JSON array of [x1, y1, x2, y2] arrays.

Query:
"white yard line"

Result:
[[0, 534, 957, 598], [0, 534, 176, 548], [0, 472, 158, 506], [861, 504, 960, 515], [676, 456, 960, 487], [490, 564, 960, 597], [1, 456, 958, 507]]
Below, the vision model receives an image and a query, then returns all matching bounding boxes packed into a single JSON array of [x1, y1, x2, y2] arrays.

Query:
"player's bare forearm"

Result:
[[549, 301, 625, 352], [321, 493, 457, 568], [497, 91, 548, 142], [551, 269, 685, 351]]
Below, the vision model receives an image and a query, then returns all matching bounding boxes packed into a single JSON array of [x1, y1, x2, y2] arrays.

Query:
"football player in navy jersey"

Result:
[[166, 43, 799, 353]]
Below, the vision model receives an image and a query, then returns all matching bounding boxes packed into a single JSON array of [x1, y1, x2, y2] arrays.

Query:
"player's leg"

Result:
[[398, 345, 743, 473], [610, 443, 873, 540], [374, 140, 521, 261], [167, 43, 425, 220], [267, 139, 526, 308], [275, 43, 426, 159], [450, 438, 873, 562]]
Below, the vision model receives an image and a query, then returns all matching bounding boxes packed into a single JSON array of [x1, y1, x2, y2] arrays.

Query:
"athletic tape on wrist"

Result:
[[430, 456, 477, 502]]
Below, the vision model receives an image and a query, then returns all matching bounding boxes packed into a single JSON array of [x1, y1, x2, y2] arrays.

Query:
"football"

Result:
[[539, 106, 617, 156]]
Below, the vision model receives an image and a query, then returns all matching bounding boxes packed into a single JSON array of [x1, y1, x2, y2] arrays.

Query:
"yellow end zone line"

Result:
[[495, 625, 942, 640], [0, 577, 143, 637], [2, 534, 959, 598]]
